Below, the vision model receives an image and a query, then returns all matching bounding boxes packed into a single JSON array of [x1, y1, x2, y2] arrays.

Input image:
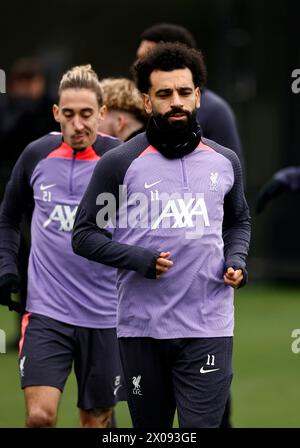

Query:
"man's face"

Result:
[[53, 88, 103, 150], [136, 40, 157, 59], [143, 68, 200, 130]]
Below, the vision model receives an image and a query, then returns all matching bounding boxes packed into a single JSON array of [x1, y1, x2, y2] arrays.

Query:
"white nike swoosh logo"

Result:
[[40, 183, 56, 190], [144, 180, 162, 189], [200, 366, 220, 374], [113, 385, 122, 396]]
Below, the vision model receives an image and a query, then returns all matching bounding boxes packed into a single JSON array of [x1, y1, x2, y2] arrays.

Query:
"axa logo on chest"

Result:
[[0, 69, 5, 94], [96, 186, 211, 240], [43, 205, 78, 231]]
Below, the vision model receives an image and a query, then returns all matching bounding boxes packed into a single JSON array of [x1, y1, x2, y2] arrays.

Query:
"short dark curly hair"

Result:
[[140, 23, 197, 48], [133, 42, 207, 94]]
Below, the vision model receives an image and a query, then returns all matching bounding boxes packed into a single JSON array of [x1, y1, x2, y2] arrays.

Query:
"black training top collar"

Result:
[[146, 116, 202, 159]]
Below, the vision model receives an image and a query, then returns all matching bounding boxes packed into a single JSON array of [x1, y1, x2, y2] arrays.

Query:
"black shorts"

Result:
[[119, 336, 233, 428], [19, 313, 126, 410]]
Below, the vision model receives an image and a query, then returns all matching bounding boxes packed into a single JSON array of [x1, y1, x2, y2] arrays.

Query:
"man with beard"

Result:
[[72, 43, 250, 428], [136, 24, 245, 428]]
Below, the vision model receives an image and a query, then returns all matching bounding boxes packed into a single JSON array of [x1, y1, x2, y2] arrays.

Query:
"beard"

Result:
[[152, 108, 198, 142], [146, 107, 202, 159]]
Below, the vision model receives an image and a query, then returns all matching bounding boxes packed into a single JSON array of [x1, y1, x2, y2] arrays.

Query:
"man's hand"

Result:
[[156, 251, 173, 279], [0, 274, 22, 313], [223, 267, 243, 289], [256, 178, 288, 214]]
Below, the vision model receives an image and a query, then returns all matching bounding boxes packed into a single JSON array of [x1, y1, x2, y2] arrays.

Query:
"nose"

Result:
[[73, 115, 84, 131], [170, 91, 183, 108]]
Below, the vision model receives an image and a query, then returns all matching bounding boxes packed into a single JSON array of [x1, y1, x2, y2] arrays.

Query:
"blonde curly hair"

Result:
[[100, 77, 146, 122]]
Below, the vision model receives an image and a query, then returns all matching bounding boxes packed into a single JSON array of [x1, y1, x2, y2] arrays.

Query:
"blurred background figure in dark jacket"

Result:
[[0, 57, 58, 196], [256, 167, 300, 214], [0, 57, 59, 347]]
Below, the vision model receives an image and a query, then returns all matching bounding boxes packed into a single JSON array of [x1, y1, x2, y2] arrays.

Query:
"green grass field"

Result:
[[0, 283, 300, 428]]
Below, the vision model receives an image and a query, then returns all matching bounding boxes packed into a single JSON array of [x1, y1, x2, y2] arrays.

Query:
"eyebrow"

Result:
[[155, 86, 194, 95], [156, 88, 173, 95], [61, 107, 94, 113]]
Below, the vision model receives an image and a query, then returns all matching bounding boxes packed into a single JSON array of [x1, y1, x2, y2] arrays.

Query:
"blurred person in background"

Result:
[[0, 57, 58, 195], [99, 77, 147, 141], [0, 65, 124, 427], [0, 58, 59, 347], [256, 167, 300, 213]]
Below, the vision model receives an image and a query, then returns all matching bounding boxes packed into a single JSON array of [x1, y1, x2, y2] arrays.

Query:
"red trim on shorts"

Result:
[[19, 312, 32, 357], [138, 145, 159, 157]]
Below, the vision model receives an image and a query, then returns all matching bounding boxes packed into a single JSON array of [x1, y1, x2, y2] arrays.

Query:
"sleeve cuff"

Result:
[[143, 251, 160, 279], [224, 263, 248, 288]]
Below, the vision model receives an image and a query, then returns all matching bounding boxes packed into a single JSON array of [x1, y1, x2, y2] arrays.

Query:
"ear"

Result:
[[195, 87, 201, 109], [143, 93, 152, 114], [117, 113, 126, 132], [53, 104, 60, 122], [99, 105, 107, 121]]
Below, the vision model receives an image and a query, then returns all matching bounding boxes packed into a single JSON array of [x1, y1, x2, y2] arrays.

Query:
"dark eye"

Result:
[[64, 111, 73, 118], [82, 111, 92, 118], [181, 90, 192, 96], [157, 92, 169, 98]]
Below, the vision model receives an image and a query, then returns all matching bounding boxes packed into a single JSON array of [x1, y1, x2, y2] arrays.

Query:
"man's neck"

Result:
[[121, 114, 145, 141]]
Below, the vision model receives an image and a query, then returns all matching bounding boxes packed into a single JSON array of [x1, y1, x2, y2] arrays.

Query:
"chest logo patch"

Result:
[[43, 205, 78, 231], [209, 172, 219, 192]]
